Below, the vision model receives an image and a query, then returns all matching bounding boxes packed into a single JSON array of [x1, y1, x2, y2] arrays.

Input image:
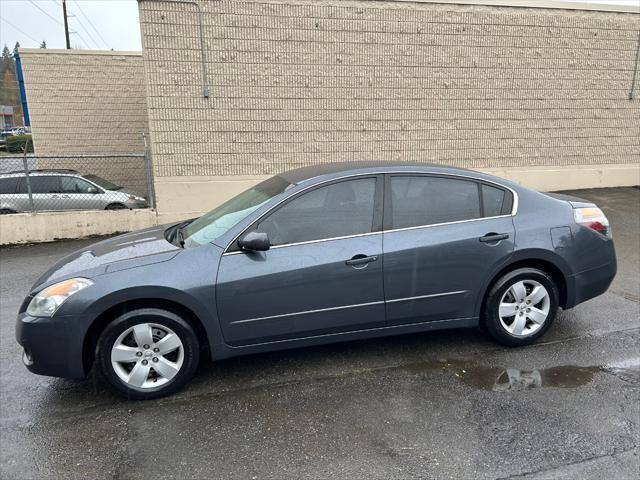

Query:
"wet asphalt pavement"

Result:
[[1, 187, 638, 479]]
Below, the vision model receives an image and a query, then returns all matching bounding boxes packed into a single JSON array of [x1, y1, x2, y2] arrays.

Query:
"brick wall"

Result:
[[138, 0, 639, 181], [18, 49, 149, 155]]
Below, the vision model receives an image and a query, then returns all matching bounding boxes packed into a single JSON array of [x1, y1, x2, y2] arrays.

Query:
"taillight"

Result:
[[573, 207, 611, 238]]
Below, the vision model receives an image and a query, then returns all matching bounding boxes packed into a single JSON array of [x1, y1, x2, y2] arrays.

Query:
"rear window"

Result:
[[481, 184, 513, 216], [0, 177, 18, 194], [17, 176, 61, 194], [389, 176, 481, 229]]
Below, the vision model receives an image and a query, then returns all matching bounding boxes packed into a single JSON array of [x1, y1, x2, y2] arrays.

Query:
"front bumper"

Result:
[[15, 312, 87, 379]]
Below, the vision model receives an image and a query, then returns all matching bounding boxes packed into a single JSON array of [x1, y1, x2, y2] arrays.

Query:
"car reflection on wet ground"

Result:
[[1, 187, 638, 479]]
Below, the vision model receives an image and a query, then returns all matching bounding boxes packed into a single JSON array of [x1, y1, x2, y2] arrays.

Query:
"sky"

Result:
[[0, 0, 142, 51], [0, 0, 638, 53]]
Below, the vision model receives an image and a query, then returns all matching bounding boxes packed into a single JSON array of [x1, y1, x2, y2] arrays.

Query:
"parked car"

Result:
[[0, 130, 13, 150], [0, 169, 148, 213], [16, 163, 616, 399]]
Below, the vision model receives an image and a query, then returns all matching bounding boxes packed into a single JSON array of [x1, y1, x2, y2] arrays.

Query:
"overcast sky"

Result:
[[1, 0, 638, 53]]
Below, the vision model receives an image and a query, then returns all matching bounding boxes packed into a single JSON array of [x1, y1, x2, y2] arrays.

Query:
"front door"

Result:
[[383, 174, 516, 325], [216, 176, 385, 346]]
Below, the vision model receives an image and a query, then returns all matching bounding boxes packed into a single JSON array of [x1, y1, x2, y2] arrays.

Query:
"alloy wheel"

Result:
[[110, 322, 184, 389], [498, 280, 551, 337]]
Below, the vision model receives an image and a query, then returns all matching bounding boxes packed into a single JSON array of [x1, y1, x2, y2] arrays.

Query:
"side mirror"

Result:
[[238, 231, 270, 251], [87, 186, 99, 194]]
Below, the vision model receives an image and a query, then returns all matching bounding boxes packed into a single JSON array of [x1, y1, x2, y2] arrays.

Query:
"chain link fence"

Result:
[[0, 153, 155, 214]]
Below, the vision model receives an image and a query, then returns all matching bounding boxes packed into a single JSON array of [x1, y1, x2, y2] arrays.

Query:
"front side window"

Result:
[[389, 176, 480, 229], [255, 178, 377, 246], [61, 176, 96, 194]]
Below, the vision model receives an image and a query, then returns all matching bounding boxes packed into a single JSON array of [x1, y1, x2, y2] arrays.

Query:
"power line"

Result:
[[73, 0, 110, 49], [70, 30, 90, 49], [69, 10, 100, 49], [0, 17, 40, 44], [27, 0, 64, 27]]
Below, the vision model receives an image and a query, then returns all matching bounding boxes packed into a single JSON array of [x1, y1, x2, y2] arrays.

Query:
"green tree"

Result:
[[1, 45, 10, 59], [40, 40, 47, 49], [13, 41, 20, 55]]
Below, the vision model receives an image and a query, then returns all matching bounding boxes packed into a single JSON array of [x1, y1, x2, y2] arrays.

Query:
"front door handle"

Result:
[[345, 254, 378, 268], [479, 233, 510, 243]]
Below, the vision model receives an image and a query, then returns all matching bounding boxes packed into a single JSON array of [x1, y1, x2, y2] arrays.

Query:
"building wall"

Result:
[[138, 0, 640, 220], [17, 49, 150, 191]]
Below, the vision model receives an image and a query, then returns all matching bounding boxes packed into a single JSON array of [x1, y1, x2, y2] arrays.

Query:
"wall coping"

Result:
[[18, 48, 142, 57]]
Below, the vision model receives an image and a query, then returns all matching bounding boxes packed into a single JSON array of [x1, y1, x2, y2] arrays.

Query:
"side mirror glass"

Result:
[[87, 186, 99, 194], [238, 231, 270, 252]]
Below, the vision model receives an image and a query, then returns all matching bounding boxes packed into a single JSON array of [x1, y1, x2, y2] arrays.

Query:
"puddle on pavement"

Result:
[[402, 357, 639, 392]]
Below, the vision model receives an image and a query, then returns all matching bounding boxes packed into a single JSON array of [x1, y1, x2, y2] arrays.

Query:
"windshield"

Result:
[[83, 174, 122, 191], [182, 175, 292, 246]]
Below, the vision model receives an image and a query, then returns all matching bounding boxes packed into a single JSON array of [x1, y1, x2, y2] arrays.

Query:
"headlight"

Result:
[[27, 278, 94, 317]]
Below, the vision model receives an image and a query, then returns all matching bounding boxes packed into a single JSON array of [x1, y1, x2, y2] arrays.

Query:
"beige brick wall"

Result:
[[139, 0, 639, 187], [19, 49, 149, 155]]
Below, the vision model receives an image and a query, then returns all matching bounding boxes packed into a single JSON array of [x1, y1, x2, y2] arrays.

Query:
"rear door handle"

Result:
[[479, 233, 510, 243], [346, 255, 378, 267]]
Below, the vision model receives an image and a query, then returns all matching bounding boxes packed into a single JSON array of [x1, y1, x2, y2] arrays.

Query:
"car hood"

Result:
[[32, 225, 181, 290]]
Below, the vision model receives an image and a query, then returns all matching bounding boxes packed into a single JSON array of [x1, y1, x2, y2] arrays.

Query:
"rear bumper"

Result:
[[15, 312, 86, 379], [566, 259, 617, 309]]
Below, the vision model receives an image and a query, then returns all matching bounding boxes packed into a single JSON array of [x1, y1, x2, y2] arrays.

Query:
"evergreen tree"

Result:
[[13, 41, 20, 55], [40, 40, 47, 49], [1, 45, 10, 59]]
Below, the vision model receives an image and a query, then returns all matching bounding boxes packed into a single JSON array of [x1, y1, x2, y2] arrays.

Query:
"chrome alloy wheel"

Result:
[[498, 280, 551, 337], [110, 323, 184, 389]]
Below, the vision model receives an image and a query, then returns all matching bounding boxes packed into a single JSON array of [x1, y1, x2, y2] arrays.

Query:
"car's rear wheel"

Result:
[[105, 203, 126, 210], [483, 268, 559, 346], [96, 308, 200, 400]]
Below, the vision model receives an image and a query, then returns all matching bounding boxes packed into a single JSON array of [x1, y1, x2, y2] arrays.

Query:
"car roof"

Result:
[[0, 169, 80, 178], [278, 161, 501, 186]]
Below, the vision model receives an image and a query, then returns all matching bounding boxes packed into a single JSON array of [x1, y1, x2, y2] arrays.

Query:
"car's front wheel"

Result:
[[96, 308, 200, 400], [483, 268, 559, 346]]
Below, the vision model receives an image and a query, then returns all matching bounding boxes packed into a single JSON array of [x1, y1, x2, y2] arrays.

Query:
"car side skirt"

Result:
[[209, 317, 479, 360]]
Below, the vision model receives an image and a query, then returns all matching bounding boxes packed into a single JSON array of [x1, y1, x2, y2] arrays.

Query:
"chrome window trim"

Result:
[[229, 290, 468, 325], [222, 170, 518, 255]]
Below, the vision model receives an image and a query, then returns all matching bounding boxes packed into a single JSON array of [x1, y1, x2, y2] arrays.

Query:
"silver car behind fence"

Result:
[[0, 154, 154, 213]]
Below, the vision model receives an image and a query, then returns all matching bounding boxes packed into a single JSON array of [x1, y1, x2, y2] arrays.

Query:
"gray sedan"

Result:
[[16, 163, 616, 399]]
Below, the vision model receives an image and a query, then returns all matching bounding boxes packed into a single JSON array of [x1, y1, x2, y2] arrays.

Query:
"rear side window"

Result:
[[0, 177, 18, 194], [481, 184, 513, 216], [17, 176, 61, 194], [256, 178, 377, 245], [389, 176, 480, 229]]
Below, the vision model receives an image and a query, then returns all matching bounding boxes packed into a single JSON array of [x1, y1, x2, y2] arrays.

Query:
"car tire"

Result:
[[482, 268, 559, 347], [96, 308, 200, 400], [105, 203, 126, 210]]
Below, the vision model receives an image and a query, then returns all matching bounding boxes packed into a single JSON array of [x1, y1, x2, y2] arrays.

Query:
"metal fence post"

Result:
[[142, 133, 156, 209], [22, 139, 35, 212]]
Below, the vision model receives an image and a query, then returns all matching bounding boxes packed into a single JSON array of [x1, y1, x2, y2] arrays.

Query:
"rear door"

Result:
[[17, 175, 62, 211], [216, 176, 386, 345], [383, 174, 515, 326]]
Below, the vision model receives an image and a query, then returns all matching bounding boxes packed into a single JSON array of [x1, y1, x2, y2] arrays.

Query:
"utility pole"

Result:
[[62, 0, 71, 49]]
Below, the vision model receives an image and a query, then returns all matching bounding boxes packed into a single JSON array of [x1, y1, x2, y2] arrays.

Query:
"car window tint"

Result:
[[482, 184, 506, 217], [17, 176, 60, 194], [61, 176, 96, 193], [390, 176, 480, 228], [256, 178, 376, 245], [0, 177, 18, 194]]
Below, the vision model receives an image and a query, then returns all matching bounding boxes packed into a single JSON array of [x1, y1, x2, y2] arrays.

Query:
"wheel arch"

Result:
[[476, 249, 574, 321], [81, 288, 216, 376]]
